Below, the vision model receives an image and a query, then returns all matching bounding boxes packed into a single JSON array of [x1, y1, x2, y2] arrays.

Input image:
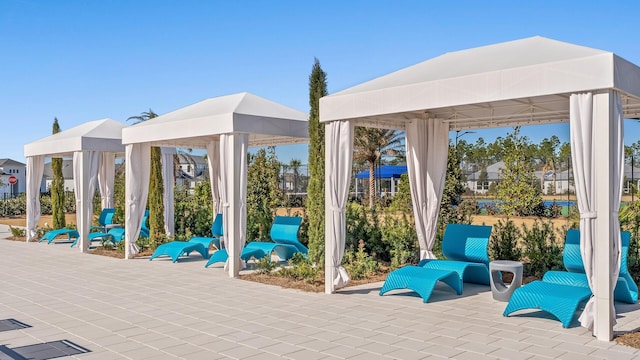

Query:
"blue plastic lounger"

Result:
[[380, 223, 492, 302], [419, 223, 493, 285], [149, 214, 223, 263], [503, 272, 592, 328], [149, 241, 209, 263], [541, 230, 637, 304], [186, 214, 224, 251], [72, 210, 150, 248], [503, 229, 636, 327], [379, 266, 462, 302], [39, 228, 79, 244], [89, 208, 117, 233], [204, 247, 264, 268], [204, 216, 304, 268], [243, 216, 306, 260]]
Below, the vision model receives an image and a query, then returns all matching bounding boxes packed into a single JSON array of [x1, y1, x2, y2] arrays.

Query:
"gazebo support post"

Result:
[[77, 151, 90, 253], [593, 91, 615, 341]]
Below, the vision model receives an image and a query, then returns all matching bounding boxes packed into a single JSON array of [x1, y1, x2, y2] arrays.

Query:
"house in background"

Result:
[[42, 159, 75, 192], [175, 153, 207, 190], [0, 158, 26, 197]]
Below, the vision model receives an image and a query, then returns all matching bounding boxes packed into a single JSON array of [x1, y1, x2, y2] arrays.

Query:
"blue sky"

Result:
[[2, 0, 640, 164]]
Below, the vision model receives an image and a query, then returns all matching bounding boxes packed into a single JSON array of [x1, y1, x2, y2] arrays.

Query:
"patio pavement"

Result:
[[1, 224, 640, 359]]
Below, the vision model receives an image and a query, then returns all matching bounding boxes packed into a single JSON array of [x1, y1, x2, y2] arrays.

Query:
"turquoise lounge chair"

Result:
[[149, 214, 223, 263], [380, 223, 492, 302], [204, 216, 304, 268], [503, 230, 635, 327], [39, 228, 79, 244], [186, 214, 223, 251], [89, 208, 117, 233], [72, 210, 149, 248]]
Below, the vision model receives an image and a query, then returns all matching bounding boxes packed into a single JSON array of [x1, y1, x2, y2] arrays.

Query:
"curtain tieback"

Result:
[[329, 206, 344, 213], [223, 203, 230, 208], [580, 212, 597, 219]]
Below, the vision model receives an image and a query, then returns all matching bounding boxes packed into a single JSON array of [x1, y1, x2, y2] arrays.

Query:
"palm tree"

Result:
[[128, 109, 165, 247], [353, 127, 404, 208], [289, 159, 302, 192]]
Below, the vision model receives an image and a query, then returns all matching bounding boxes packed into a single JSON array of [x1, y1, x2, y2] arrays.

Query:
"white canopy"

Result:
[[320, 36, 640, 341], [121, 92, 308, 277], [23, 118, 126, 251]]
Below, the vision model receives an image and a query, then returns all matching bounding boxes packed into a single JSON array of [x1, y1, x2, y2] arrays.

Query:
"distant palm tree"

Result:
[[289, 159, 302, 192], [353, 128, 404, 208]]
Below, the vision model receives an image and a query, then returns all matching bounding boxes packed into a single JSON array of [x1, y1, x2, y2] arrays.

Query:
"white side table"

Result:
[[489, 260, 523, 301]]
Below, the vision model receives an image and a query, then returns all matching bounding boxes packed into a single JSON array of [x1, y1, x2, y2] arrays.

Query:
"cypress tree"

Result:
[[306, 58, 327, 265], [51, 118, 65, 229]]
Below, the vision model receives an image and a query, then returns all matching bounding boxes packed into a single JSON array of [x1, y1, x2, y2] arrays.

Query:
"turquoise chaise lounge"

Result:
[[379, 223, 492, 302], [503, 230, 635, 327], [185, 214, 224, 251], [89, 208, 117, 233], [205, 215, 305, 268], [149, 214, 223, 263], [41, 208, 117, 245], [72, 210, 150, 248], [39, 228, 79, 244]]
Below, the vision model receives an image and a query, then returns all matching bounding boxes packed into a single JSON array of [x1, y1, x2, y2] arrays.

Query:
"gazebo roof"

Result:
[[320, 36, 640, 129], [121, 92, 309, 148], [24, 118, 126, 158]]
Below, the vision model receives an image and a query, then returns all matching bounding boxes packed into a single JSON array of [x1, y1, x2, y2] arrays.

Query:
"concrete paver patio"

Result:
[[1, 224, 639, 359]]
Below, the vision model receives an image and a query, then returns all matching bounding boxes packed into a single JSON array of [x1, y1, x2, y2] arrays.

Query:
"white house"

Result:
[[0, 158, 26, 197], [42, 159, 75, 192]]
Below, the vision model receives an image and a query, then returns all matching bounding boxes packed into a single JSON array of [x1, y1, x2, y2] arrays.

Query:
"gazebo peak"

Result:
[[334, 36, 609, 97]]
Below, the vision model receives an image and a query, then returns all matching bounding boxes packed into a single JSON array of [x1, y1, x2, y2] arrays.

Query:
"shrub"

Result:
[[276, 253, 322, 283], [255, 257, 277, 274], [343, 240, 380, 280], [490, 218, 522, 261], [380, 212, 418, 268], [9, 226, 25, 238], [521, 220, 564, 278], [345, 203, 384, 260]]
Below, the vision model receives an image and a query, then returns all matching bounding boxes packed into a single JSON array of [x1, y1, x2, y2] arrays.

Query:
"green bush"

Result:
[[345, 203, 384, 260], [275, 253, 322, 284], [343, 240, 380, 280], [255, 257, 277, 274], [521, 220, 564, 278], [380, 212, 418, 268], [490, 218, 522, 261], [9, 226, 25, 238]]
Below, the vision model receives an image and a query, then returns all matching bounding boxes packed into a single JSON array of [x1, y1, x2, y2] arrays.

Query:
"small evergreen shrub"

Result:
[[343, 240, 380, 280], [9, 226, 25, 238], [490, 218, 522, 261], [521, 220, 564, 278]]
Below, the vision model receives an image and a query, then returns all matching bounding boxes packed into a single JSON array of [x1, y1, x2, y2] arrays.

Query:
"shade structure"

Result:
[[121, 92, 308, 277], [320, 36, 640, 341], [23, 118, 126, 251]]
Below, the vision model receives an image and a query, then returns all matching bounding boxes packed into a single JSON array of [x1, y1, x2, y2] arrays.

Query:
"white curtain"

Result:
[[161, 147, 175, 237], [26, 155, 44, 242], [73, 151, 100, 252], [220, 134, 248, 275], [206, 139, 222, 215], [98, 152, 115, 209], [125, 143, 151, 259], [405, 118, 449, 259], [571, 92, 623, 330], [324, 120, 354, 292]]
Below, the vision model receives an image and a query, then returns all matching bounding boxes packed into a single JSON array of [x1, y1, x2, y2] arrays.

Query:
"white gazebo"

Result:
[[121, 92, 308, 277], [320, 36, 640, 341], [23, 118, 126, 251]]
